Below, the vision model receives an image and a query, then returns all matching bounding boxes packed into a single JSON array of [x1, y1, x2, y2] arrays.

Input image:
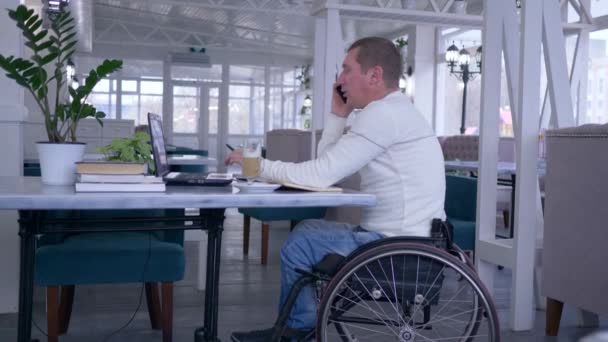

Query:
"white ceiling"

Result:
[[91, 0, 486, 61]]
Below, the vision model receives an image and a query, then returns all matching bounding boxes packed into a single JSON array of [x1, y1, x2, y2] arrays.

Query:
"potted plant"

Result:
[[0, 5, 122, 185], [97, 132, 155, 174]]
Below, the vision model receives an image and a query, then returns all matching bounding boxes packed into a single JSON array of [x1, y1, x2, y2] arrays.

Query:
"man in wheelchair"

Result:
[[225, 37, 472, 341]]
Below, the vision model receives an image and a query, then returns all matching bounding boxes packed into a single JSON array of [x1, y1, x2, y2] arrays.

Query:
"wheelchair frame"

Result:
[[268, 219, 500, 342]]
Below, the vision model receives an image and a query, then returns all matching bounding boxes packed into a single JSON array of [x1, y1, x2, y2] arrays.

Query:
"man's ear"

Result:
[[367, 65, 384, 86]]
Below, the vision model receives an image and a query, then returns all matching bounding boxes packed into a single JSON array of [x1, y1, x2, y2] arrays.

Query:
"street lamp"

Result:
[[446, 42, 482, 134]]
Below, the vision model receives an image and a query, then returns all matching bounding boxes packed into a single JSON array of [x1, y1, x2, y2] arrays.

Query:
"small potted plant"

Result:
[[0, 5, 122, 185], [96, 132, 155, 174]]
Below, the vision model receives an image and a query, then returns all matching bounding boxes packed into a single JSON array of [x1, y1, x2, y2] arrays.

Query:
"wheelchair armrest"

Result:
[[311, 253, 345, 277]]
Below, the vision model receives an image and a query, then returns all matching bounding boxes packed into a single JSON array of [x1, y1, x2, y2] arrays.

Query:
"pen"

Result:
[[226, 144, 235, 151]]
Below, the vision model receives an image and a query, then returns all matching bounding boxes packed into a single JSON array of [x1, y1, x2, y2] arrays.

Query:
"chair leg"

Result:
[[546, 297, 564, 336], [57, 285, 75, 335], [261, 223, 270, 265], [46, 287, 59, 342], [145, 282, 162, 330], [243, 215, 251, 256], [161, 282, 174, 342]]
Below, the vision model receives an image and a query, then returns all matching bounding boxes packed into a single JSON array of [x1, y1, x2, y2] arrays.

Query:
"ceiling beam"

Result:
[[97, 0, 312, 17], [95, 3, 312, 41]]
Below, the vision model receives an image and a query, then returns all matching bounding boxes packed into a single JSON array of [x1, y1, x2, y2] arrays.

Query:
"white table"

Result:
[[25, 154, 218, 167], [0, 177, 375, 342]]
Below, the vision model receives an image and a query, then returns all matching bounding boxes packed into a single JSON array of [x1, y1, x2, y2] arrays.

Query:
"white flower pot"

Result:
[[36, 142, 86, 185]]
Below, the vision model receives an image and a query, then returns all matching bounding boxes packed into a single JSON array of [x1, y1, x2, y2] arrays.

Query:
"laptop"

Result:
[[147, 113, 232, 186]]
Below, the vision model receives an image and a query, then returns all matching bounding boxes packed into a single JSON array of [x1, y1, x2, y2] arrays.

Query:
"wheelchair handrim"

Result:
[[316, 243, 500, 342]]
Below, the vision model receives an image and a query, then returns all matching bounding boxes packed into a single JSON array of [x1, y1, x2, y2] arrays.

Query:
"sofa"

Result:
[[543, 124, 608, 335]]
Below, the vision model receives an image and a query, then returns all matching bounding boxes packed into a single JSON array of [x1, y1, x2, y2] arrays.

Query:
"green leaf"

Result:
[[29, 19, 44, 35], [32, 29, 48, 42], [61, 40, 77, 53], [60, 49, 76, 64], [36, 86, 47, 100], [25, 14, 39, 28], [40, 52, 58, 65], [60, 32, 77, 44], [60, 24, 75, 36], [23, 66, 40, 77], [35, 40, 53, 52], [59, 17, 74, 29], [68, 86, 77, 99]]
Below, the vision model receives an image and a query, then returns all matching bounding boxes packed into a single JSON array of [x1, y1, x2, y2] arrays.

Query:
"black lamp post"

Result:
[[446, 42, 482, 134]]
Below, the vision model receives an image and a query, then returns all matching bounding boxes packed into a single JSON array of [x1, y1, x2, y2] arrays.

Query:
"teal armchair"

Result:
[[25, 165, 185, 342], [444, 175, 477, 251]]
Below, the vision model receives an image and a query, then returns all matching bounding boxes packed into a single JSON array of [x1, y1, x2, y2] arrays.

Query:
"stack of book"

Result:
[[74, 161, 166, 192]]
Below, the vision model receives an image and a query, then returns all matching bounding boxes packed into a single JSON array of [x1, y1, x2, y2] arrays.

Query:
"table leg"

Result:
[[510, 174, 516, 238], [195, 209, 225, 342], [17, 210, 38, 342]]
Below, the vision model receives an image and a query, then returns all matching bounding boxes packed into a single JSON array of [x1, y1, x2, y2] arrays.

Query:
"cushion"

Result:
[[35, 232, 185, 286]]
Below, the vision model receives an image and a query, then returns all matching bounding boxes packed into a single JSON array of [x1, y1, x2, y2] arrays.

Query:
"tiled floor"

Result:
[[0, 208, 605, 341]]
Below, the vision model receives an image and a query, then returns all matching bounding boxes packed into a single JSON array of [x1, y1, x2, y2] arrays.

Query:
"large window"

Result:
[[121, 78, 163, 126], [586, 29, 608, 124], [173, 85, 199, 134], [89, 79, 117, 119], [87, 77, 163, 126]]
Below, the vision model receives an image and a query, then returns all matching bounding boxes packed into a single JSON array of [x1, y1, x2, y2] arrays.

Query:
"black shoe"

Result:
[[230, 327, 277, 342]]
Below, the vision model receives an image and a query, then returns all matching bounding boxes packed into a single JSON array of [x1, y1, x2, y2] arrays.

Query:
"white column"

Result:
[[198, 84, 210, 150], [433, 28, 446, 134], [511, 0, 543, 331], [264, 64, 270, 143], [216, 63, 230, 173], [162, 58, 174, 144], [0, 0, 27, 313], [477, 0, 504, 301], [407, 25, 436, 125], [311, 6, 342, 158]]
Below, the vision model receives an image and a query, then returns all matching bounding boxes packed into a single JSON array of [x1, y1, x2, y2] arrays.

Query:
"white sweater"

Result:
[[260, 91, 445, 237]]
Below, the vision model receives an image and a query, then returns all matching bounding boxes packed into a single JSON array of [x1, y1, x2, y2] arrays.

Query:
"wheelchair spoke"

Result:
[[317, 244, 500, 342], [334, 279, 402, 335]]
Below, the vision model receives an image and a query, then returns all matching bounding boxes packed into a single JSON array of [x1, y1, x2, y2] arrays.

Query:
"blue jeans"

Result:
[[279, 219, 384, 330]]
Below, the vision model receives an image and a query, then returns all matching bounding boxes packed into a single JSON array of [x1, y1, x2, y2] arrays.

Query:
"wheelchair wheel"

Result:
[[316, 242, 500, 342]]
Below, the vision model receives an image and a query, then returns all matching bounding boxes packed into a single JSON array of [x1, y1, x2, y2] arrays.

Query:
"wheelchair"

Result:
[[268, 219, 500, 342]]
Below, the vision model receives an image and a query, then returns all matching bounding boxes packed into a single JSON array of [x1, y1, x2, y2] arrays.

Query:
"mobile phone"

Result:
[[226, 144, 235, 151], [336, 85, 347, 104]]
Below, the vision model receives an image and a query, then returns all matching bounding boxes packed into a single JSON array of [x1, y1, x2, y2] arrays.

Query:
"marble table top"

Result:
[[0, 177, 376, 210], [24, 154, 218, 166]]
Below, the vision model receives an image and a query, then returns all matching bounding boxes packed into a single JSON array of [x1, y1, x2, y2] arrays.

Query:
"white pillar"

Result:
[[216, 63, 230, 172], [311, 5, 342, 158], [407, 25, 436, 125], [264, 64, 270, 142], [511, 0, 543, 331], [162, 58, 174, 144], [433, 28, 446, 135], [0, 0, 27, 313]]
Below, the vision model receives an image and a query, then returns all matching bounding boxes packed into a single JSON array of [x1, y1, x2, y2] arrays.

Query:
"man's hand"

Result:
[[224, 149, 243, 166], [331, 83, 354, 118]]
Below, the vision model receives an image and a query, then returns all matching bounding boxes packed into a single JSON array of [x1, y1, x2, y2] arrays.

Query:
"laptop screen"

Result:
[[147, 113, 170, 178]]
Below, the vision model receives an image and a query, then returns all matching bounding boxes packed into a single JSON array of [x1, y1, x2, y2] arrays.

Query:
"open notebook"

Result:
[[237, 176, 342, 192], [279, 181, 342, 192]]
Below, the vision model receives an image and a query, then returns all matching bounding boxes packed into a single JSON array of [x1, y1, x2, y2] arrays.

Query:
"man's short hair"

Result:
[[348, 37, 402, 88]]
